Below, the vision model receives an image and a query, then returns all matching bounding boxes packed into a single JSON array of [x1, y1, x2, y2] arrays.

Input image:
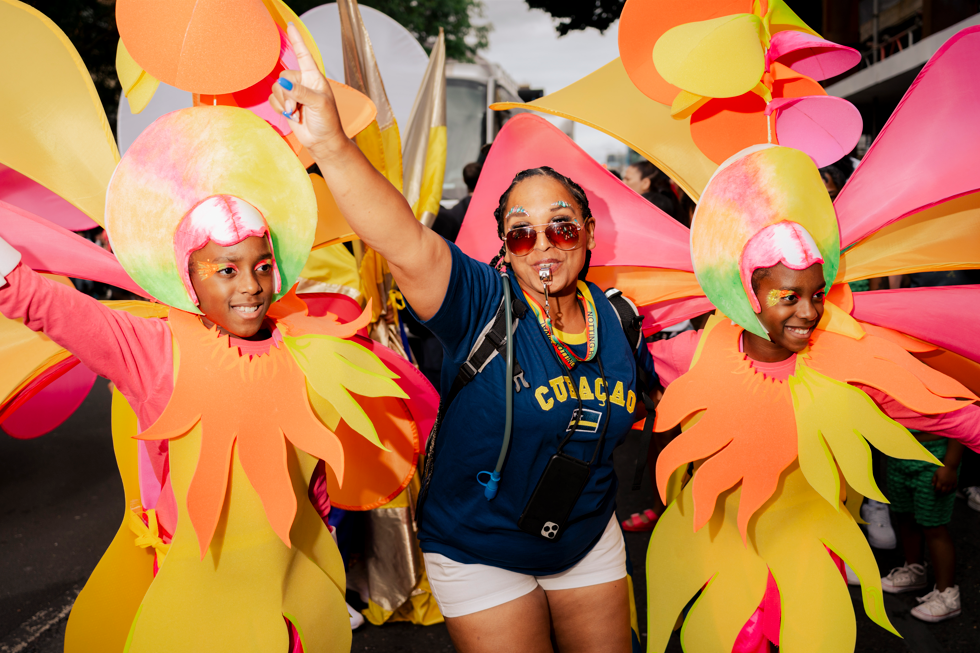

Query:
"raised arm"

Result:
[[863, 385, 980, 453], [270, 24, 452, 321], [0, 236, 172, 414]]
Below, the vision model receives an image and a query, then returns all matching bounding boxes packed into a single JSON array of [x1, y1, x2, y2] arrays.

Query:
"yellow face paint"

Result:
[[195, 260, 223, 281], [766, 289, 794, 308]]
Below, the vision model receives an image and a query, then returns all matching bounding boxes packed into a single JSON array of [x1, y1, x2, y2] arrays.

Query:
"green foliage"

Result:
[[526, 0, 821, 36], [525, 0, 623, 36], [285, 0, 490, 61], [20, 0, 489, 135]]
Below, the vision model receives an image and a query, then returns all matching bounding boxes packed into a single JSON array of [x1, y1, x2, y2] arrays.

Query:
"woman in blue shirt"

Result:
[[272, 27, 652, 653]]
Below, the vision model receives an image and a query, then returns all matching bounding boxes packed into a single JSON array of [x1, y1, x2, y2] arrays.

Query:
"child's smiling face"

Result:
[[188, 236, 275, 339], [745, 262, 826, 360]]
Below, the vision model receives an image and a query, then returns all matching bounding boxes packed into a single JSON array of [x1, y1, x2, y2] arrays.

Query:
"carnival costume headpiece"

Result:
[[106, 106, 313, 312], [692, 144, 837, 338]]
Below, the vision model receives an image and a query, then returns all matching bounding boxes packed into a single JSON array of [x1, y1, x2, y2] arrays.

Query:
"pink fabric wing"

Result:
[[768, 96, 862, 168], [0, 165, 98, 232], [850, 286, 980, 363], [767, 31, 860, 81], [301, 292, 369, 337], [0, 200, 147, 296], [639, 296, 714, 336], [353, 334, 439, 446], [1, 361, 96, 439], [835, 26, 980, 247], [455, 114, 693, 271]]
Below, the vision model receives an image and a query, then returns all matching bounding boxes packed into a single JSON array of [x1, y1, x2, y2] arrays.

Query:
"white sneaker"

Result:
[[348, 602, 365, 630], [861, 500, 897, 549], [911, 586, 961, 622], [881, 563, 927, 594], [962, 486, 980, 512], [845, 563, 860, 586]]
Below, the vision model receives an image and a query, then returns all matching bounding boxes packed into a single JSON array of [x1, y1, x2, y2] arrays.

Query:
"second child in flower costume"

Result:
[[645, 145, 980, 652]]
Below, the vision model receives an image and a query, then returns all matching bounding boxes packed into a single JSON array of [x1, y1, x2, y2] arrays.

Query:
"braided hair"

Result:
[[489, 167, 594, 276]]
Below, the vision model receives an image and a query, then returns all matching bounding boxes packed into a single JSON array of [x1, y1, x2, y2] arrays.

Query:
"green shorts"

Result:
[[886, 438, 957, 528]]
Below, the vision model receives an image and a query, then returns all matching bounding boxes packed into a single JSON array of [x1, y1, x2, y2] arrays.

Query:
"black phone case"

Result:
[[518, 452, 591, 541]]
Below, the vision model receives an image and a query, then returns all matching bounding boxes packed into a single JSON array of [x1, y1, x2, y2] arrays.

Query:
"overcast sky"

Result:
[[478, 0, 628, 165]]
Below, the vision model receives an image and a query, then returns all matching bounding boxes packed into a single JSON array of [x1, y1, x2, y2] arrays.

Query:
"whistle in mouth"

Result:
[[538, 264, 553, 285]]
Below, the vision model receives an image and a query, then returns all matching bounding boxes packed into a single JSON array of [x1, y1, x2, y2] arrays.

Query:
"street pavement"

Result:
[[2, 386, 979, 652]]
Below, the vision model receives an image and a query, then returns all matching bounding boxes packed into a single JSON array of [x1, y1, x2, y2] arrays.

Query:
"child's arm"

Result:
[[861, 385, 980, 453], [0, 238, 172, 412], [933, 440, 963, 494]]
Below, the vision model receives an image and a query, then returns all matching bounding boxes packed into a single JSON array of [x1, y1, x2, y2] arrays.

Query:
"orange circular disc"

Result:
[[116, 0, 280, 95], [323, 394, 420, 511], [770, 61, 826, 99], [690, 92, 769, 164], [619, 0, 749, 105]]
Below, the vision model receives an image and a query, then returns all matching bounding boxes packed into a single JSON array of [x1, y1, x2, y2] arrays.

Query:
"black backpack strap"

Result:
[[604, 288, 644, 352], [416, 279, 527, 526], [631, 388, 659, 491], [442, 291, 528, 407], [603, 288, 659, 491]]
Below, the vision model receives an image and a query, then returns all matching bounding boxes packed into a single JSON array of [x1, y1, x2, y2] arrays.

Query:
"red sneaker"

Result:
[[621, 509, 659, 532]]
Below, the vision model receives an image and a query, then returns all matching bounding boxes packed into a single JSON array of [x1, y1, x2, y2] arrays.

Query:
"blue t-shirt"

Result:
[[413, 242, 656, 574]]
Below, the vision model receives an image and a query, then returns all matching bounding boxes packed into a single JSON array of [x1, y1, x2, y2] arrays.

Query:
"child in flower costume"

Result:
[[644, 143, 980, 652], [0, 105, 433, 653]]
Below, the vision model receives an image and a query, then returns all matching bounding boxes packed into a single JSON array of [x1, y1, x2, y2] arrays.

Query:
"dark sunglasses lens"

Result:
[[505, 228, 536, 256], [547, 223, 581, 250]]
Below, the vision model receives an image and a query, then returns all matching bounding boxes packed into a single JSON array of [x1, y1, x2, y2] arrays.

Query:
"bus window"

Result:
[[444, 78, 487, 201], [492, 84, 525, 142]]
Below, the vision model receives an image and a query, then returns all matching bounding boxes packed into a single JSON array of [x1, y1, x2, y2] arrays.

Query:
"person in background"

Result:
[[433, 161, 482, 243], [880, 428, 966, 622], [819, 164, 846, 201], [622, 160, 679, 222]]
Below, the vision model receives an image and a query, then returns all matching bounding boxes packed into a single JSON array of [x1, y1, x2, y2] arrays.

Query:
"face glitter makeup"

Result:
[[506, 205, 528, 219], [766, 289, 794, 308], [195, 260, 224, 281], [552, 200, 571, 209]]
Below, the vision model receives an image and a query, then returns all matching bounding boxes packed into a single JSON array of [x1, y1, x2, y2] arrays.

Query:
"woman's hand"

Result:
[[269, 23, 348, 161], [267, 23, 451, 321]]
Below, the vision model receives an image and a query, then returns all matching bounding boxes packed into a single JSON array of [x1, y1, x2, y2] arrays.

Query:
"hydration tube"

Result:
[[481, 273, 514, 500]]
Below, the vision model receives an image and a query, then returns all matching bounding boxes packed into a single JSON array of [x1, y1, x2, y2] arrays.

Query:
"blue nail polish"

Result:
[[278, 78, 293, 91], [283, 110, 293, 119]]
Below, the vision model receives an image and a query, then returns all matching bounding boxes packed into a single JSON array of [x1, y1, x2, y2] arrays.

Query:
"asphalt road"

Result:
[[2, 387, 979, 652]]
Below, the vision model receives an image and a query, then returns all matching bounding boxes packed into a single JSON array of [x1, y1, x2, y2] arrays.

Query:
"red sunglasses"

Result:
[[504, 222, 583, 257]]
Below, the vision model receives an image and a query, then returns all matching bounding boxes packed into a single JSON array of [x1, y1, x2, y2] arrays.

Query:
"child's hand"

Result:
[[932, 465, 958, 494], [269, 23, 348, 162]]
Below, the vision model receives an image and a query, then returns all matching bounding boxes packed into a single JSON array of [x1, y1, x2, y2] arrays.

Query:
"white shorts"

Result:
[[424, 515, 627, 618]]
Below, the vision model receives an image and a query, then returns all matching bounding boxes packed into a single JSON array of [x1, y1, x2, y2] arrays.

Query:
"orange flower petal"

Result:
[[619, 0, 749, 105], [237, 427, 297, 549], [186, 426, 237, 558], [691, 93, 769, 164]]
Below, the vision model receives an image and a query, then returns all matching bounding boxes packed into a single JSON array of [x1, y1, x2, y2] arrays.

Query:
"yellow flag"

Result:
[[402, 28, 447, 227]]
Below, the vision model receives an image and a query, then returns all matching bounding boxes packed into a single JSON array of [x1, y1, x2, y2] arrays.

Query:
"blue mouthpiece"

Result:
[[478, 470, 501, 500]]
